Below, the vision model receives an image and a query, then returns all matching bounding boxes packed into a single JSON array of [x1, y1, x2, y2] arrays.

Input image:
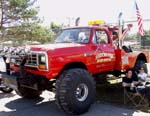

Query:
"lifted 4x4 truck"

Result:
[[0, 21, 150, 115]]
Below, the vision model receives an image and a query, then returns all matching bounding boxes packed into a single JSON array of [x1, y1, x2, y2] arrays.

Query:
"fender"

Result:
[[115, 49, 149, 70]]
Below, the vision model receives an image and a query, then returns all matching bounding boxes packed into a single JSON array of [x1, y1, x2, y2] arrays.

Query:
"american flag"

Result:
[[122, 24, 132, 40], [135, 1, 145, 36]]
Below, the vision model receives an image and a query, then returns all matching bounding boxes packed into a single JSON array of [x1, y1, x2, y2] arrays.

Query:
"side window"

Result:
[[78, 29, 91, 43], [92, 32, 97, 44], [95, 30, 109, 44]]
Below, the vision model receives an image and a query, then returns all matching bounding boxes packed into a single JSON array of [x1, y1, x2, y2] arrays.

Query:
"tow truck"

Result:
[[0, 20, 150, 115]]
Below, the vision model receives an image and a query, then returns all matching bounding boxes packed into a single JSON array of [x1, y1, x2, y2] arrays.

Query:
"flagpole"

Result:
[[118, 12, 123, 49]]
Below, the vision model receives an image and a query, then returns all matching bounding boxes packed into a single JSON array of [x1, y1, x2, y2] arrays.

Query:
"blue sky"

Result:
[[36, 0, 150, 32]]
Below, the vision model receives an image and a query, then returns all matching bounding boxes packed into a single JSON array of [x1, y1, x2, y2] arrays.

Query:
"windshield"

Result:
[[55, 28, 91, 43]]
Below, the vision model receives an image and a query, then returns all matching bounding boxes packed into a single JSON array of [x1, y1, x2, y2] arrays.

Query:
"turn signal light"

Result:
[[38, 65, 47, 70]]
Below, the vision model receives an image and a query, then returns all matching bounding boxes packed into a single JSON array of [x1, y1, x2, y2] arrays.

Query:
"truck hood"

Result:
[[30, 43, 85, 51]]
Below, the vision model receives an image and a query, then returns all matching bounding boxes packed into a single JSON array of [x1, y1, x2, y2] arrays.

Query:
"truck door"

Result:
[[93, 29, 115, 72]]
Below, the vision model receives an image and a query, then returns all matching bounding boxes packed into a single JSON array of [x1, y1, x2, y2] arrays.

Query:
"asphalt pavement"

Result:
[[0, 91, 150, 116]]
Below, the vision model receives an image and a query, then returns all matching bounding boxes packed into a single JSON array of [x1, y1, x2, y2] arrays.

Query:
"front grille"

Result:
[[26, 53, 38, 66], [10, 52, 45, 67], [11, 52, 39, 67], [10, 51, 48, 71]]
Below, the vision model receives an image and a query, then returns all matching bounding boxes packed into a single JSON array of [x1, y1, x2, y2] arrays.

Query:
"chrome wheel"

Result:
[[76, 83, 88, 102]]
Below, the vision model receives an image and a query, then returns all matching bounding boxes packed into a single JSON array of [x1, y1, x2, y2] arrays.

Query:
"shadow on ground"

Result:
[[1, 96, 136, 116], [0, 83, 150, 116], [0, 92, 15, 98], [1, 97, 66, 116]]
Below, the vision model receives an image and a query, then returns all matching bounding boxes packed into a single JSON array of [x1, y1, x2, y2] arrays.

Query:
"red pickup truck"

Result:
[[0, 23, 150, 115]]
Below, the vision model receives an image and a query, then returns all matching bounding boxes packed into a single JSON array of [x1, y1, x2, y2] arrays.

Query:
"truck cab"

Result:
[[49, 25, 116, 77]]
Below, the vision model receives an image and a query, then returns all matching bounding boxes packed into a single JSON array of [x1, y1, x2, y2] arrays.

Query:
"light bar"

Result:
[[88, 20, 105, 26]]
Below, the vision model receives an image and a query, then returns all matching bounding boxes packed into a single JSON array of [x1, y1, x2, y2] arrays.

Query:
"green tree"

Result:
[[6, 24, 55, 44], [27, 24, 54, 43], [50, 22, 62, 34], [124, 30, 150, 49], [0, 0, 39, 41]]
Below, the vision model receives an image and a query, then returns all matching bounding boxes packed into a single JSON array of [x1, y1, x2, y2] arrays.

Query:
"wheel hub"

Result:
[[75, 83, 88, 102]]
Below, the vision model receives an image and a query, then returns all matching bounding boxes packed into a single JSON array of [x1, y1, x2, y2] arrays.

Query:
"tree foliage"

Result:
[[50, 22, 62, 34], [7, 24, 55, 44], [125, 30, 150, 41], [0, 0, 38, 27], [0, 0, 40, 41], [26, 24, 54, 43]]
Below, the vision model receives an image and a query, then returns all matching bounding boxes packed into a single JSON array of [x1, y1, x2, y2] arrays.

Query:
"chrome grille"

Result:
[[26, 53, 38, 66], [11, 52, 38, 67]]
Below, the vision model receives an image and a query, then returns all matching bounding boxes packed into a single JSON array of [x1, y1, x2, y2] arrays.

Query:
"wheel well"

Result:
[[63, 62, 87, 70], [136, 53, 147, 63], [57, 62, 88, 78]]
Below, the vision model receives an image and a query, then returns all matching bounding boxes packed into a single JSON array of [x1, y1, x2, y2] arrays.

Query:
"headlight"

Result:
[[24, 48, 30, 54], [39, 54, 46, 64], [41, 56, 46, 63], [38, 53, 48, 70], [10, 58, 16, 64]]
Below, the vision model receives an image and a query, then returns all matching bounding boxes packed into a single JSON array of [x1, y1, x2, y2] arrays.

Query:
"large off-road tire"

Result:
[[1, 87, 13, 93], [15, 87, 42, 99], [55, 68, 96, 115]]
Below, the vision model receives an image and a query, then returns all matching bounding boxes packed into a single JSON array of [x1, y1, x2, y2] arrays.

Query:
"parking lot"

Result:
[[0, 85, 150, 116]]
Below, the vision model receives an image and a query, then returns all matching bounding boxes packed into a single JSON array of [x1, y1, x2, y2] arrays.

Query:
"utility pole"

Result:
[[118, 12, 123, 49]]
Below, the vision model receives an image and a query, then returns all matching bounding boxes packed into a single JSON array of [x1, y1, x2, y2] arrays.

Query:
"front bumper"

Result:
[[0, 73, 18, 90]]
